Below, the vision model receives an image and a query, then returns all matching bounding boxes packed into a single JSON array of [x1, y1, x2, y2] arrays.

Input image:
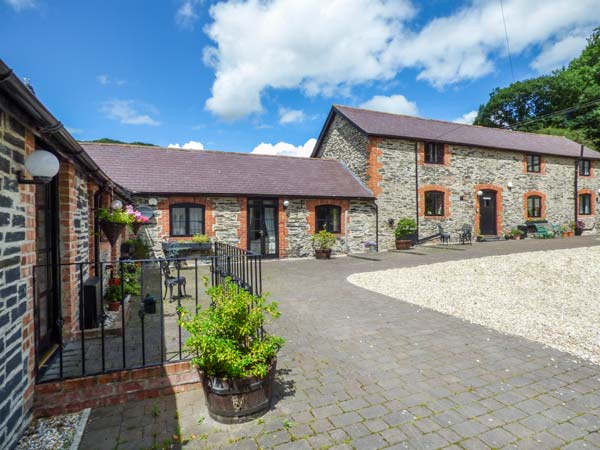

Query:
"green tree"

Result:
[[474, 27, 600, 149]]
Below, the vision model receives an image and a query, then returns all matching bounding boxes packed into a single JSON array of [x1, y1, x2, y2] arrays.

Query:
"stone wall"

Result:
[[0, 110, 37, 448], [318, 111, 600, 248]]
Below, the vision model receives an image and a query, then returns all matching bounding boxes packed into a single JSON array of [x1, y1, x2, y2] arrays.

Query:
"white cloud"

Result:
[[176, 0, 201, 29], [97, 75, 109, 85], [359, 94, 418, 116], [4, 0, 36, 11], [453, 110, 478, 125], [278, 108, 305, 124], [251, 138, 316, 158], [531, 30, 589, 73], [100, 100, 161, 126], [168, 140, 205, 150], [203, 0, 415, 119], [202, 0, 599, 119]]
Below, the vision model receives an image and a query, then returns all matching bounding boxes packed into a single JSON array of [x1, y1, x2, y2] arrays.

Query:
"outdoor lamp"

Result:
[[507, 181, 513, 189], [111, 199, 123, 210], [17, 149, 60, 184], [477, 190, 483, 196], [282, 200, 290, 208]]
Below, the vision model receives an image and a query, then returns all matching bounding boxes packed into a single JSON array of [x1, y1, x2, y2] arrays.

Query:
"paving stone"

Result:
[[479, 427, 517, 448], [257, 431, 292, 448], [358, 404, 388, 420], [273, 438, 311, 450], [330, 411, 363, 428], [548, 422, 588, 441]]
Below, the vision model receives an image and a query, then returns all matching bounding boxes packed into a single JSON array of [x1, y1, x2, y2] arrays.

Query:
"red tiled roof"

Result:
[[315, 105, 600, 160], [81, 143, 374, 198]]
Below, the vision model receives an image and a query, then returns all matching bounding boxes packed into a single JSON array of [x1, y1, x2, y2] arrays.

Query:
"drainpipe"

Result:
[[374, 202, 379, 252], [94, 183, 113, 274], [414, 142, 420, 240], [574, 144, 584, 231]]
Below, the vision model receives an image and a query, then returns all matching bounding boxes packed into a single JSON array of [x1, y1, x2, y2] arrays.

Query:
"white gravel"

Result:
[[348, 246, 600, 364], [18, 411, 83, 450]]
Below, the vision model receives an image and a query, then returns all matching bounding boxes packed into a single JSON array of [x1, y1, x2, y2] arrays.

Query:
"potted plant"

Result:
[[98, 207, 135, 246], [311, 229, 336, 259], [105, 278, 122, 311], [179, 278, 284, 423], [510, 228, 524, 240], [126, 205, 150, 235], [191, 233, 212, 252], [394, 218, 417, 250]]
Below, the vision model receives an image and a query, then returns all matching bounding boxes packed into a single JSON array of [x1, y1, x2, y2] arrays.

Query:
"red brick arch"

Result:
[[418, 185, 451, 219], [523, 191, 547, 220]]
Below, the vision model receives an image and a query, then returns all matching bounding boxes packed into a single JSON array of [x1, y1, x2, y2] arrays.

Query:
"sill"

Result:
[[423, 162, 445, 166]]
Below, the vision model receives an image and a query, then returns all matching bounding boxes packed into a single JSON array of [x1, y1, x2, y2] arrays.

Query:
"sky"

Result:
[[1, 0, 598, 157]]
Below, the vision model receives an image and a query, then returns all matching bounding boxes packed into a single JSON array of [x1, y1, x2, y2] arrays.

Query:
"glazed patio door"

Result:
[[248, 199, 278, 257], [35, 178, 61, 363], [479, 190, 497, 235]]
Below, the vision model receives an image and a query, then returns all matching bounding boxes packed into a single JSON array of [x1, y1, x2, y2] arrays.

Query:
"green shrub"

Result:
[[394, 218, 417, 239], [179, 278, 284, 378], [124, 237, 150, 259], [311, 229, 336, 250]]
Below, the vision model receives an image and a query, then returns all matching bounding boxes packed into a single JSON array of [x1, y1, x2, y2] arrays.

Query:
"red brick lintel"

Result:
[[33, 361, 201, 418]]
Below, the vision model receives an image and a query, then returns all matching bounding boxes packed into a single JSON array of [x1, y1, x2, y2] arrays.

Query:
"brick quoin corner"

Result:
[[33, 361, 202, 417]]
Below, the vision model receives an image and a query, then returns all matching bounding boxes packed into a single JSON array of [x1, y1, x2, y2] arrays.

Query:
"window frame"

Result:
[[424, 190, 445, 217], [169, 203, 205, 237], [526, 154, 541, 173], [579, 193, 592, 215], [315, 205, 341, 233], [579, 159, 591, 176], [527, 195, 542, 218], [424, 142, 445, 165]]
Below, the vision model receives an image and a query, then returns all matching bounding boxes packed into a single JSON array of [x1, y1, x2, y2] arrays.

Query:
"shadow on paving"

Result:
[[80, 237, 600, 450]]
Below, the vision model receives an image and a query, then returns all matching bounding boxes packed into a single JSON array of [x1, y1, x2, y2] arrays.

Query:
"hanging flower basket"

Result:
[[100, 220, 126, 246], [131, 222, 143, 235]]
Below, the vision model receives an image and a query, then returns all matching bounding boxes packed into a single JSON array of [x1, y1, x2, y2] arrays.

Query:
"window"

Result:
[[527, 195, 542, 218], [424, 142, 445, 164], [315, 205, 341, 233], [170, 203, 205, 236], [579, 194, 592, 215], [425, 191, 444, 216], [527, 154, 541, 173], [579, 159, 591, 176]]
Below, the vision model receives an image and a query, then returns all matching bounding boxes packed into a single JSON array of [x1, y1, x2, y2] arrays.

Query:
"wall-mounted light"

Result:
[[387, 218, 395, 227], [17, 149, 60, 184], [148, 197, 158, 206], [507, 181, 514, 189], [282, 200, 290, 208], [477, 190, 483, 196], [111, 199, 123, 210]]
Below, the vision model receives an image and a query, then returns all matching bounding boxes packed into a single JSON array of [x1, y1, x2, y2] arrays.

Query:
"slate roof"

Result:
[[81, 143, 374, 198], [313, 105, 600, 160]]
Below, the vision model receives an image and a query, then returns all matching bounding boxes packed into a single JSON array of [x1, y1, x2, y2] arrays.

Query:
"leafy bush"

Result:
[[121, 263, 141, 295], [123, 237, 150, 259], [510, 228, 524, 236], [311, 229, 336, 250], [105, 278, 122, 303], [394, 218, 417, 239], [179, 278, 284, 378], [191, 234, 211, 244], [98, 207, 135, 225]]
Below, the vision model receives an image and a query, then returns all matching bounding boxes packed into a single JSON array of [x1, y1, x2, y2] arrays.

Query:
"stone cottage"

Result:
[[82, 142, 376, 258], [0, 59, 129, 448], [312, 105, 600, 249]]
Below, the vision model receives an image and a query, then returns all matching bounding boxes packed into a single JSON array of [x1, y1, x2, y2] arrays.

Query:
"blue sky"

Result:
[[1, 0, 597, 156]]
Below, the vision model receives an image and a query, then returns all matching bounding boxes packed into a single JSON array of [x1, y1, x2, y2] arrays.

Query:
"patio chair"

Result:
[[159, 259, 187, 303], [437, 224, 451, 245], [458, 224, 472, 245]]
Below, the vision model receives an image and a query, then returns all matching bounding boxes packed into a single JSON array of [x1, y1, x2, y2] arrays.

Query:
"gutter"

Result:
[[0, 59, 130, 201]]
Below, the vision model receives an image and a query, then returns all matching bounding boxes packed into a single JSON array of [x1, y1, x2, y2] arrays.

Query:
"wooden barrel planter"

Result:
[[315, 249, 331, 259], [201, 359, 277, 424]]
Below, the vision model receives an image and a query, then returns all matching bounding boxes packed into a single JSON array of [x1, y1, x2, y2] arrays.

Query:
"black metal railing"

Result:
[[33, 243, 262, 383]]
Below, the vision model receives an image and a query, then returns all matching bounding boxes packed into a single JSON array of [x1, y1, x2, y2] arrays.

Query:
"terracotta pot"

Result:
[[514, 235, 521, 240], [315, 249, 331, 259], [201, 358, 277, 424], [100, 220, 126, 246], [395, 239, 411, 250], [107, 302, 120, 312]]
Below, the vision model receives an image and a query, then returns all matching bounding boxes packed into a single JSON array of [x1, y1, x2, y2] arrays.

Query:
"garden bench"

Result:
[[529, 222, 555, 238]]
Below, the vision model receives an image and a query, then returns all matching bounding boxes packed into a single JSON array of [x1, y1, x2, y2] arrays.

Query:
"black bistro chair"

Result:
[[458, 224, 473, 245], [159, 259, 187, 303], [438, 224, 451, 245]]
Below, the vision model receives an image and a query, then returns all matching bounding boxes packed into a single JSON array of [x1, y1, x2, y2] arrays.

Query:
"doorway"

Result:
[[479, 190, 497, 235], [247, 198, 278, 257], [35, 177, 61, 364]]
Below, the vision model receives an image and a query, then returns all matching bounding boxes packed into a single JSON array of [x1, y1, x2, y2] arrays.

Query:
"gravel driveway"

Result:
[[348, 246, 600, 364]]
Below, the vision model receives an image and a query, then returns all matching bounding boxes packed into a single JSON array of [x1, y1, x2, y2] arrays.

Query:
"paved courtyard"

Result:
[[80, 237, 600, 449]]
